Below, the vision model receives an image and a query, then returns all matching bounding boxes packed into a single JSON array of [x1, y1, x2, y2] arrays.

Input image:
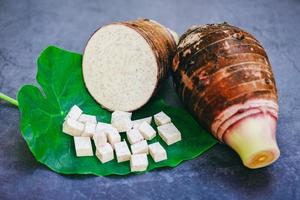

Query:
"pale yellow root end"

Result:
[[224, 114, 280, 169]]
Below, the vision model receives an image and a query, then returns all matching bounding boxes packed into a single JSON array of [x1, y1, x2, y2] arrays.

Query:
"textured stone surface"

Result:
[[0, 0, 299, 199]]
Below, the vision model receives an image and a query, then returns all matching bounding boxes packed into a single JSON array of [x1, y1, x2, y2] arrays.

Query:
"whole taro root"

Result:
[[172, 23, 280, 169]]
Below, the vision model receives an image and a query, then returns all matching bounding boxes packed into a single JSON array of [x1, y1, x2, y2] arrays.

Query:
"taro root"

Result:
[[172, 23, 280, 169], [83, 19, 177, 112]]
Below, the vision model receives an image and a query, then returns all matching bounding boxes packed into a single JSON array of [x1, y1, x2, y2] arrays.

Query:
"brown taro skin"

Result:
[[120, 19, 177, 94], [172, 23, 278, 134]]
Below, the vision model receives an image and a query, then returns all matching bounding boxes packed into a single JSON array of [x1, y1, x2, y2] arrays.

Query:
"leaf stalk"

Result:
[[0, 92, 19, 107]]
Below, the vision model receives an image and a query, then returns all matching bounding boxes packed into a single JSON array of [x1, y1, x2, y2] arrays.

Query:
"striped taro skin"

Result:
[[172, 23, 278, 141]]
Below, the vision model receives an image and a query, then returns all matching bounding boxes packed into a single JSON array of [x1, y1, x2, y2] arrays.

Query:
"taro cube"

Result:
[[138, 121, 156, 140], [106, 127, 121, 147], [131, 140, 148, 154], [157, 123, 182, 145], [93, 130, 107, 148], [82, 122, 96, 137], [95, 143, 114, 163], [114, 141, 131, 162], [111, 111, 133, 132], [130, 154, 148, 172], [63, 118, 84, 136], [154, 111, 171, 126], [74, 136, 93, 157], [65, 105, 82, 120], [132, 116, 152, 129], [96, 122, 113, 133], [149, 142, 167, 162], [112, 110, 132, 119], [126, 128, 144, 144]]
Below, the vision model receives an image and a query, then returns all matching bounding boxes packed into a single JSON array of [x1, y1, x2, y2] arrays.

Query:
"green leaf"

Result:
[[17, 46, 217, 176]]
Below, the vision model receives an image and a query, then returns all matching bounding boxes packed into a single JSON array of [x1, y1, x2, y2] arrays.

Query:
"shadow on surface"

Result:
[[192, 143, 274, 198]]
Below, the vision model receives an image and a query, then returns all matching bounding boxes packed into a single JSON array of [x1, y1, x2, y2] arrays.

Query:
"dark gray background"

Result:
[[0, 0, 299, 199]]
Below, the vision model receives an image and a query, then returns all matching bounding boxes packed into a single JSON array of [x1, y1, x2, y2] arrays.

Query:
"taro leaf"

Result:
[[17, 46, 217, 176]]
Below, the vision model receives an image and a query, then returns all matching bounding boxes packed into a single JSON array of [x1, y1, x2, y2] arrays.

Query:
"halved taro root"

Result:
[[83, 19, 177, 112]]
